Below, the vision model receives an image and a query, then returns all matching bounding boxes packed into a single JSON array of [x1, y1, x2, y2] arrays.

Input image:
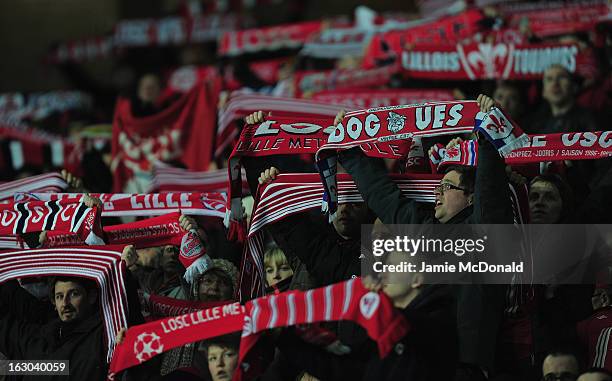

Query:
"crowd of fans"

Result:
[[1, 1, 612, 381]]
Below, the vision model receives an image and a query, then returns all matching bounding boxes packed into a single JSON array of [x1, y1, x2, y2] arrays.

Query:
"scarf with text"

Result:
[[0, 172, 67, 202], [239, 173, 440, 300], [15, 192, 228, 218], [237, 278, 409, 378], [218, 21, 324, 56], [316, 101, 492, 220], [108, 278, 409, 381], [0, 200, 103, 244], [366, 41, 592, 81], [429, 131, 612, 171], [139, 291, 226, 320], [0, 246, 128, 361], [107, 302, 245, 380], [217, 92, 343, 158], [111, 81, 218, 193], [498, 0, 610, 39]]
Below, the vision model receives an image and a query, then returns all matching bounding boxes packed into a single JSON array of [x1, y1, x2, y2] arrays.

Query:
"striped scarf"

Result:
[[0, 200, 103, 245], [239, 173, 440, 300], [148, 165, 249, 195], [0, 172, 67, 202], [108, 278, 409, 381], [15, 192, 228, 218], [0, 246, 128, 362]]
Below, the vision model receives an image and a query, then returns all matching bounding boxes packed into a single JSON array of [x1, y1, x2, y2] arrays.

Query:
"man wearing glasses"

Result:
[[339, 94, 514, 381]]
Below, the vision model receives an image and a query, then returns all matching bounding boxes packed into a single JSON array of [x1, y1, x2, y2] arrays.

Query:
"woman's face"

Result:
[[265, 259, 293, 287], [198, 270, 233, 302]]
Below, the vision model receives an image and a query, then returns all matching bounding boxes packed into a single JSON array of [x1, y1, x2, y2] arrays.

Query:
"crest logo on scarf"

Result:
[[359, 292, 380, 320], [134, 332, 164, 363], [387, 112, 406, 133]]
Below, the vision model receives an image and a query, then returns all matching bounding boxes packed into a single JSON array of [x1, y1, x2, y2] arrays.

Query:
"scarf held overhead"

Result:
[[0, 246, 129, 362]]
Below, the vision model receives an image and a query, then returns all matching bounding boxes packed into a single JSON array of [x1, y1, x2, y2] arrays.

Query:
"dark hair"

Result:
[[581, 367, 612, 379], [198, 332, 241, 354], [444, 165, 476, 195], [529, 174, 575, 222], [47, 276, 98, 302]]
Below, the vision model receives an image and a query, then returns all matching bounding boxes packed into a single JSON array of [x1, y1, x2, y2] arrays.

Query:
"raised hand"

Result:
[[258, 167, 280, 185]]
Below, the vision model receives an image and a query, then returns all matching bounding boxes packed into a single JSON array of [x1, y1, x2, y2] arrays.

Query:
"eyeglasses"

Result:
[[542, 372, 578, 381], [433, 182, 467, 195]]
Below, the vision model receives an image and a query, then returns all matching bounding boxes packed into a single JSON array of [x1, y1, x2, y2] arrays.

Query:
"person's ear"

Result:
[[467, 194, 474, 206], [411, 273, 424, 289], [602, 292, 611, 307]]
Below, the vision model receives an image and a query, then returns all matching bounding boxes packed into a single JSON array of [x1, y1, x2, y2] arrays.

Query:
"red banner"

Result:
[[387, 42, 583, 80], [111, 81, 219, 193]]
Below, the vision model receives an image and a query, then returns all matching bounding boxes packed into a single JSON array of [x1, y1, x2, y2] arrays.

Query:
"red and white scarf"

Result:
[[108, 301, 245, 380], [0, 172, 67, 202], [238, 278, 409, 369], [239, 173, 440, 300], [139, 291, 226, 320], [217, 92, 343, 158], [148, 165, 249, 195], [15, 192, 228, 218], [311, 89, 455, 111], [429, 131, 612, 171], [316, 101, 489, 219], [292, 64, 400, 97], [0, 246, 128, 361], [108, 278, 409, 381], [0, 200, 103, 244], [218, 21, 324, 56]]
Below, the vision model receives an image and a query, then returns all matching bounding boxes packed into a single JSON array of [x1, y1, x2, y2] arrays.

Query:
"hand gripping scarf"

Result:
[[43, 212, 212, 285], [237, 278, 409, 380], [0, 172, 68, 202], [428, 131, 612, 171], [0, 246, 129, 362], [108, 278, 409, 381], [316, 101, 528, 220], [0, 200, 104, 245], [15, 192, 228, 218], [239, 173, 441, 300]]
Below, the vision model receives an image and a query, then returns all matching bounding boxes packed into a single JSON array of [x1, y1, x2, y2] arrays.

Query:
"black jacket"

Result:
[[339, 137, 513, 372], [363, 285, 457, 381], [0, 309, 107, 381]]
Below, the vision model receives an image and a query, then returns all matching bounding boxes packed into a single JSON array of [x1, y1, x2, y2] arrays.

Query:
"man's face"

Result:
[[543, 65, 575, 108], [53, 281, 93, 323], [207, 344, 238, 381], [198, 270, 234, 302], [591, 288, 610, 310], [578, 372, 612, 381], [434, 170, 471, 223], [542, 354, 579, 381], [493, 86, 522, 119], [265, 259, 293, 287], [529, 181, 563, 224], [332, 203, 370, 240]]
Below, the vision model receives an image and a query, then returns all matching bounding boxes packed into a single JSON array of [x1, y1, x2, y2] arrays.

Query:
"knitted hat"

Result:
[[190, 258, 239, 300]]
